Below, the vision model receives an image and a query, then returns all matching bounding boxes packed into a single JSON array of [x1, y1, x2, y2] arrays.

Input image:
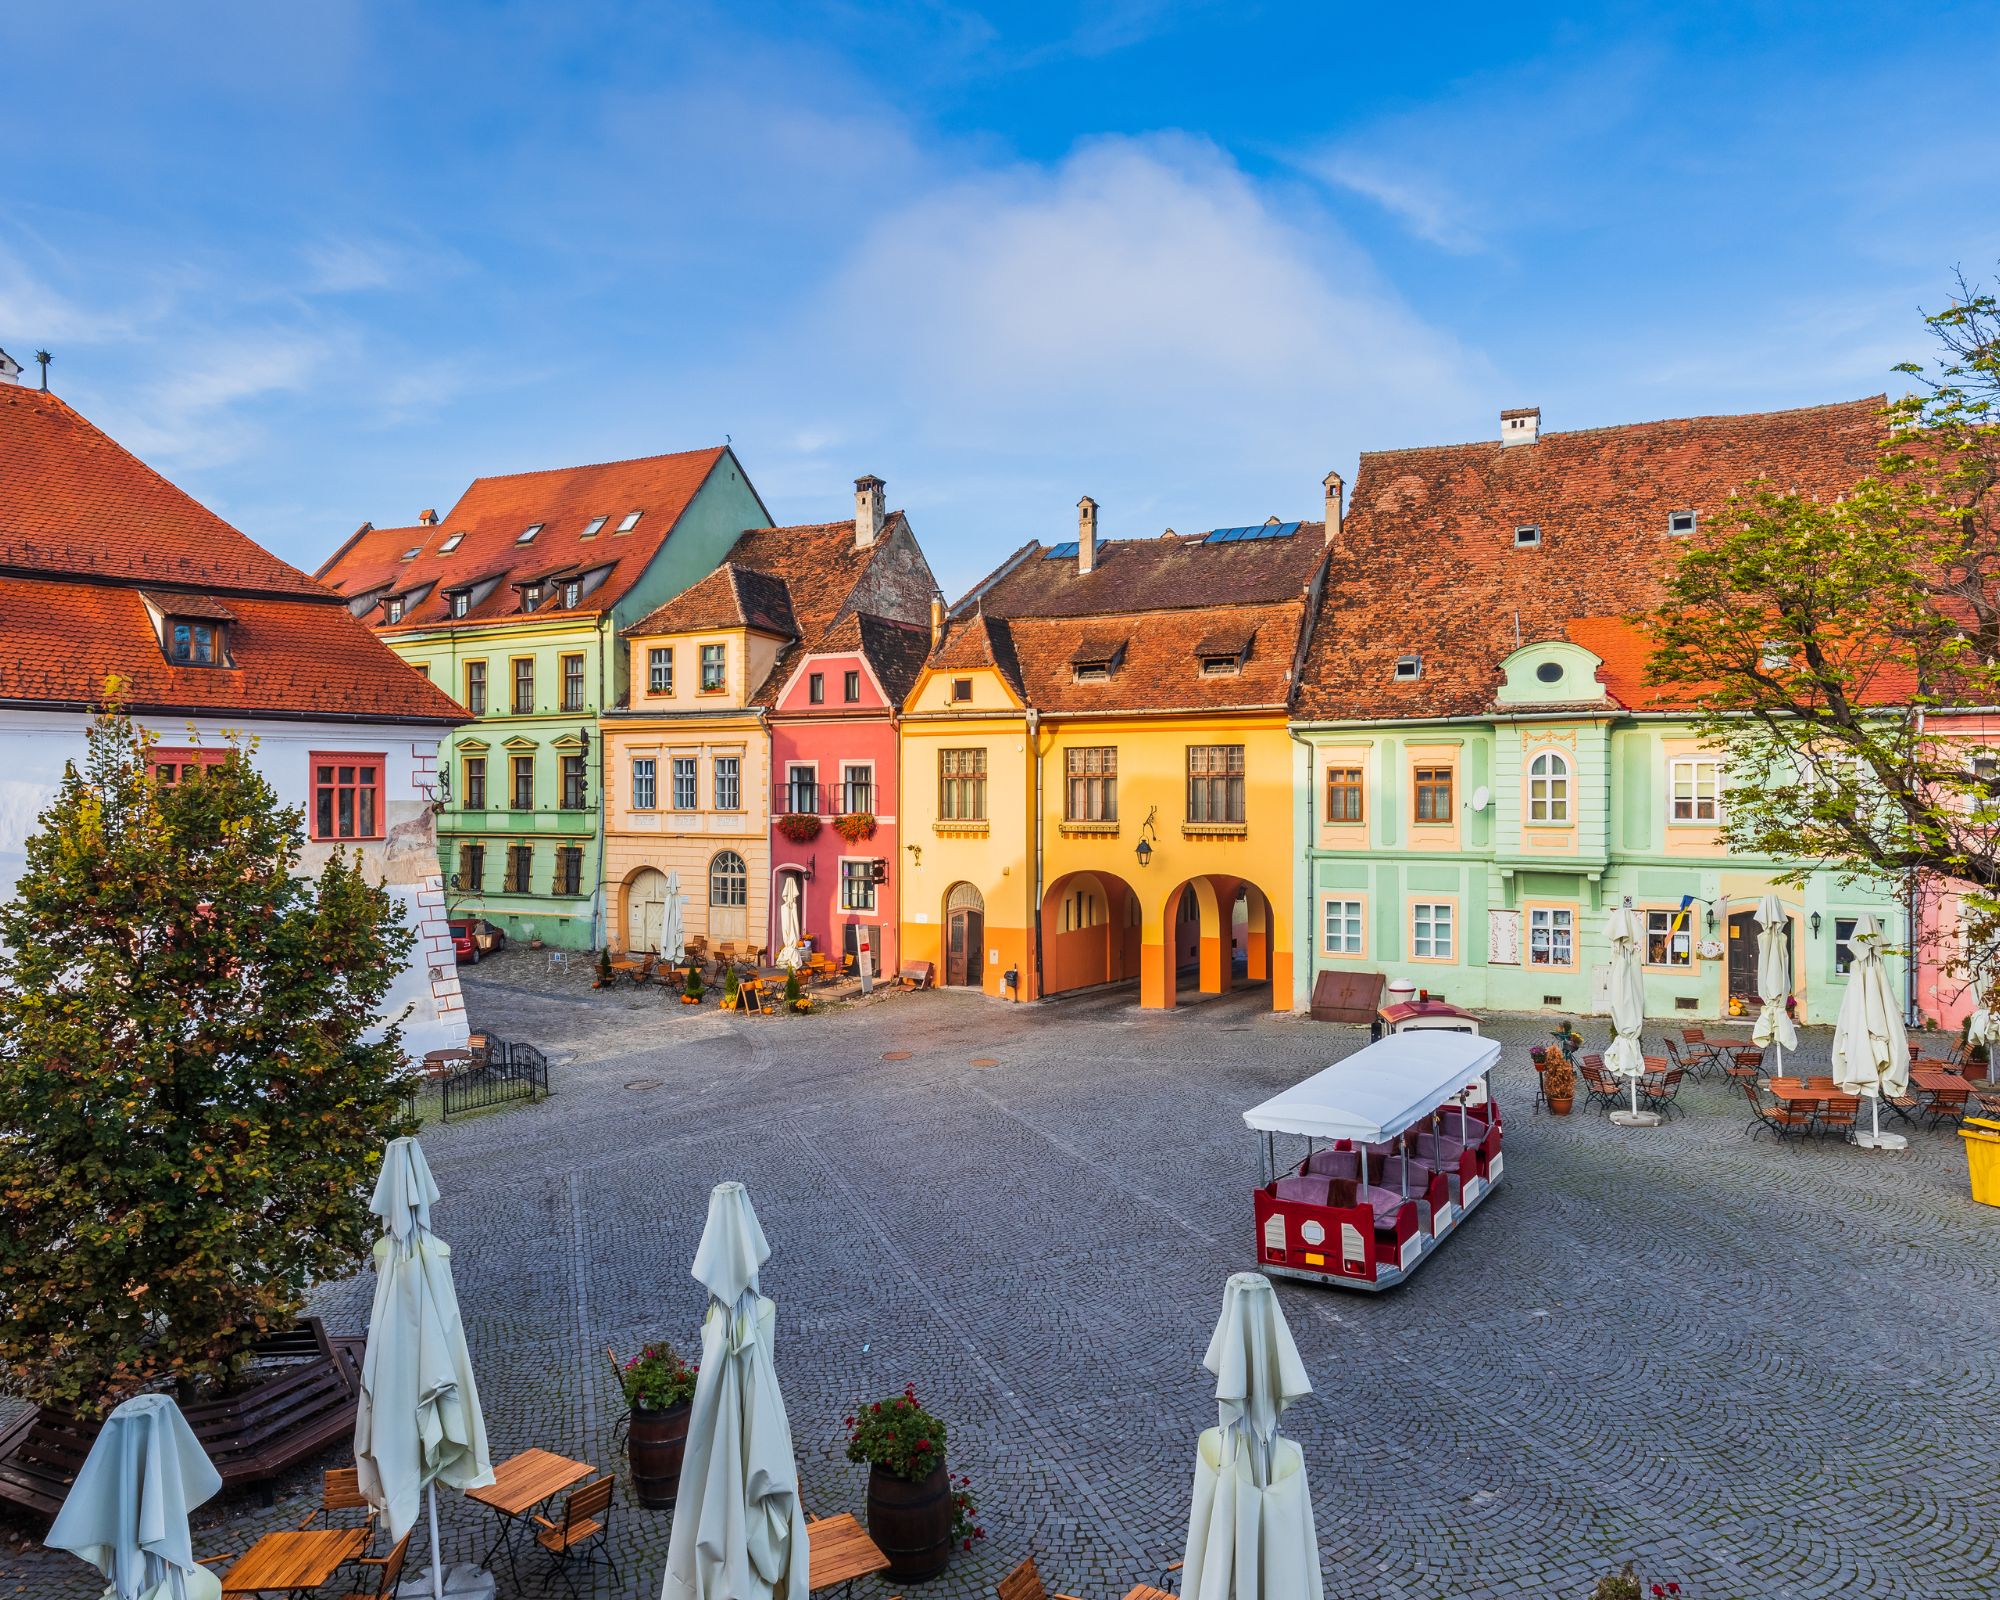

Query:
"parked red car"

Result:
[[449, 918, 506, 964]]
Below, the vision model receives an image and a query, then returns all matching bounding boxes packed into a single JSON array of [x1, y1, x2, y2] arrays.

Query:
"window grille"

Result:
[[1186, 745, 1244, 823], [939, 749, 987, 820], [1066, 747, 1117, 821]]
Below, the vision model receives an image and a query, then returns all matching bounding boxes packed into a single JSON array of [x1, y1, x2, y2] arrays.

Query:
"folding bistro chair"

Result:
[[1643, 1068, 1686, 1120], [337, 1529, 412, 1600], [1927, 1087, 1974, 1131], [298, 1467, 377, 1566], [1816, 1094, 1860, 1141], [1723, 1048, 1763, 1089], [1742, 1080, 1811, 1142], [997, 1555, 1087, 1600], [534, 1474, 618, 1599]]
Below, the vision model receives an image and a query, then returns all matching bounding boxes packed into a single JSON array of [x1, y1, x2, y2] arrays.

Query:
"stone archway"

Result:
[[1144, 874, 1281, 1010], [1040, 869, 1143, 995], [624, 866, 668, 953]]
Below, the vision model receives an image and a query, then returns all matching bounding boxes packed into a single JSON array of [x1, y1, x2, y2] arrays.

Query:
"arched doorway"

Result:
[[1149, 875, 1280, 1009], [627, 867, 668, 953], [944, 882, 984, 987], [1041, 871, 1142, 994], [709, 850, 748, 943]]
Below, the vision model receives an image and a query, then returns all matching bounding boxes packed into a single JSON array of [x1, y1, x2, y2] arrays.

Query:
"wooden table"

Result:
[[1913, 1067, 1973, 1094], [218, 1527, 367, 1595], [805, 1513, 890, 1594], [1123, 1588, 1177, 1600], [467, 1448, 595, 1588]]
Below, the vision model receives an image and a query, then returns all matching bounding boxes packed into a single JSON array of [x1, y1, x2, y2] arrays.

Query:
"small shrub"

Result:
[[621, 1342, 699, 1409], [1543, 1056, 1576, 1100], [1592, 1561, 1640, 1600], [684, 962, 704, 1000], [596, 947, 613, 987], [845, 1385, 948, 1482]]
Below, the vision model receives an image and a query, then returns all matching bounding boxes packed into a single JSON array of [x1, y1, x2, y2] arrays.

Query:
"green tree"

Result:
[[0, 698, 417, 1413]]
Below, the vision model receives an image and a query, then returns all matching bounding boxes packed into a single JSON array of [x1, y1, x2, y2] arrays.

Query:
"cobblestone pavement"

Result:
[[12, 955, 2000, 1599]]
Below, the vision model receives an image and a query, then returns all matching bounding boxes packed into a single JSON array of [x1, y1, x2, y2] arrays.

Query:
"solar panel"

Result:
[[1046, 542, 1079, 559], [1204, 522, 1300, 544]]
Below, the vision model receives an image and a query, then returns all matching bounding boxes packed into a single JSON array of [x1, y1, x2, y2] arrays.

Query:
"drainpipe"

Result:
[[1289, 726, 1315, 1012], [1029, 707, 1043, 1001], [594, 614, 608, 951]]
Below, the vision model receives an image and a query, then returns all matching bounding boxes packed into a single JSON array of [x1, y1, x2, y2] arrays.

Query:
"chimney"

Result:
[[0, 348, 20, 385], [854, 475, 886, 548], [418, 509, 439, 526], [930, 596, 946, 652], [1322, 470, 1344, 549], [1501, 406, 1541, 447], [1077, 495, 1098, 575]]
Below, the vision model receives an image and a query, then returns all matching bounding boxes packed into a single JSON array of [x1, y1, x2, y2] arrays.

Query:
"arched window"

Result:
[[1529, 752, 1569, 822], [709, 850, 747, 906], [947, 881, 984, 914]]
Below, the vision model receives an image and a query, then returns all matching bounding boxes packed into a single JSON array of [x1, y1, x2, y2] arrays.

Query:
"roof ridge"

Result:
[[461, 444, 727, 486], [1359, 394, 1888, 460]]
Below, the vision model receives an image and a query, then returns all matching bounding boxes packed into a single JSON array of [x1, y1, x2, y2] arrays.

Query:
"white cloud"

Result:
[[1296, 154, 1485, 254]]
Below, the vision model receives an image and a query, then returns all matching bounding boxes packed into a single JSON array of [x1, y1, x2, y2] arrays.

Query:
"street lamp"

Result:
[[1135, 838, 1153, 868]]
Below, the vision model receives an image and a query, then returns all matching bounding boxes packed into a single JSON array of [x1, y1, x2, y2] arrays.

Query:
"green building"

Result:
[[316, 446, 771, 951]]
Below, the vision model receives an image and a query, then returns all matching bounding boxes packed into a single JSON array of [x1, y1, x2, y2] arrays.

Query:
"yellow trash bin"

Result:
[[1960, 1118, 2000, 1207]]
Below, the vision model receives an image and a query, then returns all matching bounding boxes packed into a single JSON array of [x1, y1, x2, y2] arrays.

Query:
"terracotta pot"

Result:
[[1548, 1097, 1573, 1116], [628, 1400, 692, 1508], [867, 1461, 952, 1582]]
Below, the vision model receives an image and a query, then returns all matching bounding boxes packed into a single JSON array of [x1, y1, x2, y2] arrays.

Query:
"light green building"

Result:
[[316, 446, 770, 950]]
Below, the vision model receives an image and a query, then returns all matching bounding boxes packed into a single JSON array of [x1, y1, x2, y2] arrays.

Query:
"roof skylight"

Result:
[[438, 533, 464, 553], [582, 516, 608, 537], [1394, 655, 1423, 680], [516, 523, 544, 545], [401, 547, 421, 561], [615, 511, 643, 533]]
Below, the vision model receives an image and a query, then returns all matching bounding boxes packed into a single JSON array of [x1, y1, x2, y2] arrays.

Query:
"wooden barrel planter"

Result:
[[628, 1400, 693, 1508], [867, 1461, 953, 1582]]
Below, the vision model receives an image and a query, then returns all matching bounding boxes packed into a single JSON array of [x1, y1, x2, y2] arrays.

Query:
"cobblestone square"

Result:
[[13, 957, 2000, 1599]]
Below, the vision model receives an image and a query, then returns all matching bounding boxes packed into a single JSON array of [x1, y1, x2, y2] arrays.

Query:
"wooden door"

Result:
[[947, 909, 984, 986], [1727, 911, 1759, 1000]]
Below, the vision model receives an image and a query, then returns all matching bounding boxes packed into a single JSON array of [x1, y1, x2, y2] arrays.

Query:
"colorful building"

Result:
[[0, 386, 472, 1054], [315, 446, 770, 951], [1290, 398, 1902, 1025], [601, 478, 938, 960], [899, 497, 1328, 1009]]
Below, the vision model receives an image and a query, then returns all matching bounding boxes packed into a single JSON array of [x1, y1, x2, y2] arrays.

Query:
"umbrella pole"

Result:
[[428, 1482, 444, 1600]]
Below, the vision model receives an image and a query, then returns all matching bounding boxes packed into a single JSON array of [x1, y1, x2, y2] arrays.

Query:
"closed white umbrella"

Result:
[[354, 1137, 494, 1600], [1752, 894, 1799, 1076], [664, 869, 687, 963], [1603, 908, 1656, 1128], [1831, 912, 1911, 1151], [663, 1183, 810, 1600], [49, 1394, 222, 1600], [778, 878, 803, 970], [1968, 971, 1999, 1055], [1180, 1273, 1322, 1600]]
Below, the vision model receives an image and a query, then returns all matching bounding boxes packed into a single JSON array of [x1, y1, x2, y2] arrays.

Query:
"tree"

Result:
[[0, 697, 417, 1413]]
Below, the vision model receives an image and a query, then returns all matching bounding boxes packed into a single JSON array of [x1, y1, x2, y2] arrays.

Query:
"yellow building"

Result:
[[900, 500, 1330, 1010]]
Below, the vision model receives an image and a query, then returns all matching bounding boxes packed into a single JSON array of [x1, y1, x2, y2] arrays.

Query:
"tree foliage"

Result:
[[0, 700, 417, 1413]]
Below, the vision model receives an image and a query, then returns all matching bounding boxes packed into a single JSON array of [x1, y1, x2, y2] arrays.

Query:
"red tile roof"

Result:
[[1003, 603, 1305, 714], [0, 393, 463, 723], [625, 563, 800, 639], [1295, 397, 1887, 721], [927, 613, 1026, 700], [967, 527, 1327, 618], [315, 445, 751, 634]]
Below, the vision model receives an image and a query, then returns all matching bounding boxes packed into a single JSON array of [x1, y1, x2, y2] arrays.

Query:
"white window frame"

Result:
[[1670, 757, 1722, 823], [1528, 905, 1576, 969], [839, 856, 877, 912], [1411, 900, 1456, 962], [631, 757, 657, 811], [1322, 896, 1365, 957], [1644, 907, 1693, 968], [700, 643, 726, 692], [648, 647, 673, 696], [840, 760, 876, 815], [1528, 750, 1570, 823], [672, 755, 699, 811], [713, 755, 741, 812]]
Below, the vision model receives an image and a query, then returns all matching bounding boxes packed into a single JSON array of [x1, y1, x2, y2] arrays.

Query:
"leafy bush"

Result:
[[950, 1472, 986, 1551], [684, 962, 704, 1000], [845, 1385, 948, 1482], [621, 1342, 699, 1409]]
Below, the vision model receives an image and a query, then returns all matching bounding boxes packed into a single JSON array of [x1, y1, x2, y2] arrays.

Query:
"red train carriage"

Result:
[[1243, 1032, 1503, 1291]]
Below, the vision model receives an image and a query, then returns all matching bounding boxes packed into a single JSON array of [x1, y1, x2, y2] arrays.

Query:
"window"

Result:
[[582, 516, 608, 537], [557, 846, 583, 897], [673, 757, 698, 810], [809, 673, 825, 704], [458, 842, 484, 892], [521, 585, 542, 612], [1835, 917, 1858, 975], [465, 661, 486, 714], [1394, 655, 1422, 680], [631, 757, 656, 809], [1413, 902, 1454, 960], [1535, 661, 1564, 683], [649, 648, 673, 695], [1528, 752, 1569, 822], [1671, 758, 1720, 821], [710, 850, 747, 907], [1514, 525, 1541, 548], [412, 663, 430, 681], [1324, 898, 1363, 955], [512, 658, 534, 714], [1325, 766, 1363, 823], [616, 511, 642, 533], [700, 644, 726, 692], [561, 754, 587, 809], [1759, 640, 1790, 670], [1529, 907, 1574, 966], [951, 678, 973, 703], [844, 670, 861, 703], [504, 843, 533, 893], [152, 749, 228, 787], [841, 858, 877, 911], [1669, 510, 1696, 536], [1066, 747, 1117, 821], [843, 764, 873, 814], [1415, 766, 1453, 822], [714, 757, 740, 810], [939, 749, 987, 820], [562, 581, 581, 610], [512, 756, 535, 811], [312, 757, 382, 840], [385, 598, 404, 624], [562, 654, 586, 711], [1645, 909, 1694, 967], [515, 523, 543, 544], [1187, 745, 1245, 823], [450, 591, 469, 618], [439, 532, 464, 553], [1201, 655, 1239, 676], [171, 622, 221, 665], [786, 764, 817, 814], [463, 757, 486, 810]]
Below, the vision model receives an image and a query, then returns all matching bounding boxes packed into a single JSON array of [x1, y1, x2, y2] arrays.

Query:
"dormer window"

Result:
[[562, 580, 581, 609], [450, 591, 470, 618], [1394, 655, 1423, 680], [522, 585, 542, 612], [1192, 626, 1252, 678], [172, 622, 221, 665], [1200, 656, 1239, 676], [616, 511, 643, 533], [1075, 661, 1112, 681], [385, 597, 405, 623], [582, 516, 608, 537], [516, 523, 543, 545], [439, 532, 464, 553], [1070, 634, 1125, 682]]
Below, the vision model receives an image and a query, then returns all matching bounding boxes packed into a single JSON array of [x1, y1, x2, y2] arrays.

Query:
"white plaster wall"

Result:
[[0, 710, 469, 1058]]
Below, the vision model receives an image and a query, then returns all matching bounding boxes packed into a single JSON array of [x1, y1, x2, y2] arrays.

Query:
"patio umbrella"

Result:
[[778, 877, 803, 969], [1968, 971, 1999, 1054], [1603, 907, 1654, 1126], [354, 1137, 494, 1600], [1831, 912, 1911, 1150], [48, 1394, 222, 1600], [1751, 894, 1799, 1076], [1180, 1273, 1322, 1600], [664, 868, 687, 963], [663, 1182, 810, 1600]]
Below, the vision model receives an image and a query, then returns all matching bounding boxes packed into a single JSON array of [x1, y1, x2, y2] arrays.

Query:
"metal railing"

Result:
[[776, 782, 874, 816], [439, 1038, 549, 1120]]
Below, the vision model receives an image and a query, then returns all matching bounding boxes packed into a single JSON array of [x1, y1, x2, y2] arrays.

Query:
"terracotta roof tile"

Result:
[[1295, 396, 1887, 721], [970, 527, 1327, 619], [626, 563, 800, 639], [1004, 604, 1302, 714], [931, 613, 1026, 700], [794, 610, 936, 709]]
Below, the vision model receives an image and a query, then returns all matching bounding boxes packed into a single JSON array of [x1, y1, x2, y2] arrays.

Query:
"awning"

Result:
[[1242, 1032, 1502, 1143]]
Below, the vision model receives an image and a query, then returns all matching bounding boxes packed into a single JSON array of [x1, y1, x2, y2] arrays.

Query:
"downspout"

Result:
[[595, 614, 608, 951], [1290, 726, 1315, 1013], [1029, 706, 1043, 1001]]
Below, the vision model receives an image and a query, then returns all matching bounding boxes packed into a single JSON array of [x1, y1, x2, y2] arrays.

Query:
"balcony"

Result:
[[776, 781, 874, 818]]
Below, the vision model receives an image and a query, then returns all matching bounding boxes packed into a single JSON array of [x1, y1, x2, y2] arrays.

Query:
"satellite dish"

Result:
[[1470, 785, 1492, 811]]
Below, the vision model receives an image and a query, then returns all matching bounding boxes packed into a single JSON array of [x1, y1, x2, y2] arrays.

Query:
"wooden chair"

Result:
[[1724, 1048, 1763, 1087], [630, 952, 657, 986], [1742, 1081, 1810, 1142], [1643, 1068, 1686, 1119], [997, 1554, 1087, 1600], [1927, 1087, 1974, 1130], [534, 1474, 618, 1599], [298, 1467, 376, 1558], [337, 1529, 411, 1600], [1817, 1094, 1860, 1140]]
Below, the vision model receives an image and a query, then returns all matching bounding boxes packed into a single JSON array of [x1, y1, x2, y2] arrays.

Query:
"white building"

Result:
[[0, 386, 471, 1056]]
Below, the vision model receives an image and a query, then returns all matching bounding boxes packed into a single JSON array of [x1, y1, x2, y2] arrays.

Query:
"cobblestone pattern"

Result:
[[11, 981, 2000, 1600]]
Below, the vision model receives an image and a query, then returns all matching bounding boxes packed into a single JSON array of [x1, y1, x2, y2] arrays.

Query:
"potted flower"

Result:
[[595, 947, 614, 989], [681, 962, 705, 1005], [777, 812, 823, 842], [1543, 1053, 1575, 1115], [833, 811, 876, 843], [846, 1385, 957, 1581], [618, 1343, 699, 1508]]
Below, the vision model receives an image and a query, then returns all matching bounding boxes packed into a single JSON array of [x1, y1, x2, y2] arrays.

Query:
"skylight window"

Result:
[[401, 546, 421, 561], [516, 523, 544, 545], [438, 533, 464, 553], [1514, 525, 1541, 548], [1394, 655, 1423, 680], [582, 516, 608, 537], [1669, 511, 1696, 536], [615, 511, 643, 533]]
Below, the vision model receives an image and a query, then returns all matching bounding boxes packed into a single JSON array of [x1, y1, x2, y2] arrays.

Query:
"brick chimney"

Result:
[[1077, 495, 1098, 575], [1322, 470, 1344, 549], [855, 475, 886, 548], [930, 596, 946, 652], [1501, 406, 1541, 447], [418, 509, 439, 526]]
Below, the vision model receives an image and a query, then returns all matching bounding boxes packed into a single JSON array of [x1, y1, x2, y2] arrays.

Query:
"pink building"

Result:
[[767, 611, 933, 976], [1917, 710, 2000, 1035]]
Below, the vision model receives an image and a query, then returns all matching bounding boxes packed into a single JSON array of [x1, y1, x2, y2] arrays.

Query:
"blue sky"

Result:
[[3, 2, 1997, 598]]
